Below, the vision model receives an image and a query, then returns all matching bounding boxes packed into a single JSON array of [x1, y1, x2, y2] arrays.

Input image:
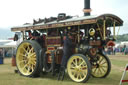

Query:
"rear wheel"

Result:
[[67, 54, 91, 83], [16, 40, 42, 77], [91, 53, 111, 78]]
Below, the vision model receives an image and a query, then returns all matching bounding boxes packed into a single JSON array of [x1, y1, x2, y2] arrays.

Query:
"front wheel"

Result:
[[16, 40, 42, 77], [67, 54, 91, 83], [91, 53, 111, 78]]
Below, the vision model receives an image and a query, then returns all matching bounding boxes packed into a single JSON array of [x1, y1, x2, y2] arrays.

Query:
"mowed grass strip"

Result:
[[0, 54, 128, 85]]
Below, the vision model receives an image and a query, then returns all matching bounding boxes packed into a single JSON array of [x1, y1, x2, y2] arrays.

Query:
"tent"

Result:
[[0, 40, 16, 57], [4, 41, 16, 48]]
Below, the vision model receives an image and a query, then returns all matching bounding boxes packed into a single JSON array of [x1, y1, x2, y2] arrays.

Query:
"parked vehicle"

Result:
[[11, 0, 123, 83]]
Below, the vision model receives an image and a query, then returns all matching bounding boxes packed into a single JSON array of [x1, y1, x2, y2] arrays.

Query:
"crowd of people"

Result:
[[0, 48, 14, 58], [105, 45, 128, 55]]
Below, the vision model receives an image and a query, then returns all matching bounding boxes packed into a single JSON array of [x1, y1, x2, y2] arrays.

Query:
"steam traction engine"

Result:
[[11, 0, 123, 83]]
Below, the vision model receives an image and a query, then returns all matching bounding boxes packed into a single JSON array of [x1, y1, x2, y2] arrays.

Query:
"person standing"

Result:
[[58, 32, 75, 80], [61, 33, 74, 68]]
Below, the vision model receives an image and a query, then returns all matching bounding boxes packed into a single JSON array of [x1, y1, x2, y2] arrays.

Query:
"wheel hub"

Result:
[[96, 64, 99, 68], [75, 66, 81, 72]]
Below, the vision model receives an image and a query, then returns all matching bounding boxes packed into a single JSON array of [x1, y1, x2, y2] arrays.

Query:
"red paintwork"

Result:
[[122, 80, 128, 82]]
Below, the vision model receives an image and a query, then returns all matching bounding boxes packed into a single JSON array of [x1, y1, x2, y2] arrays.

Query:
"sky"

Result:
[[0, 0, 128, 34]]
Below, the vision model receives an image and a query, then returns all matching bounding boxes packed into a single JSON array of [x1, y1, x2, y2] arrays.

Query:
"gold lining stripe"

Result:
[[83, 9, 92, 13], [46, 36, 61, 39], [11, 19, 96, 32]]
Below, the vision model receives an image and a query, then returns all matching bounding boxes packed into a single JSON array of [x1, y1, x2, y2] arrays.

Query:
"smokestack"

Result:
[[83, 0, 91, 16]]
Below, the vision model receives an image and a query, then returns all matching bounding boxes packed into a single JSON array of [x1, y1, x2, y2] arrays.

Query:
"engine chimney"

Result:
[[83, 0, 91, 16]]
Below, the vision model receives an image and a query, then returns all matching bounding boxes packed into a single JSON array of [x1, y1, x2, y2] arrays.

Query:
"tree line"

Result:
[[116, 34, 128, 42]]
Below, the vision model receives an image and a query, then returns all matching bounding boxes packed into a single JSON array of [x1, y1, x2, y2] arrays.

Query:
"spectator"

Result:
[[113, 47, 116, 55]]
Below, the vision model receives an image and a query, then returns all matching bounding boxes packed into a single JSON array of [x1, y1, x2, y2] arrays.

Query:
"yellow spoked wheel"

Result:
[[91, 53, 111, 78], [67, 54, 91, 83], [16, 40, 42, 77]]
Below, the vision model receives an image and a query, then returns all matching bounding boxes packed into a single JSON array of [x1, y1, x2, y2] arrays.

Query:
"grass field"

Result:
[[0, 54, 128, 85]]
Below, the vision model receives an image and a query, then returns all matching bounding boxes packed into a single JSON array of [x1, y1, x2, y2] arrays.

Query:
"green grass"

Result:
[[0, 55, 128, 85], [111, 59, 128, 67]]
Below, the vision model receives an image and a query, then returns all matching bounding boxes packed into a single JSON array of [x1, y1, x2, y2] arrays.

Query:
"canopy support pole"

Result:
[[117, 26, 120, 36], [113, 21, 116, 39], [103, 20, 106, 40], [78, 26, 80, 43]]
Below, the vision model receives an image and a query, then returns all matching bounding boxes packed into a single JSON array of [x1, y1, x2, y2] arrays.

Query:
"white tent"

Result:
[[4, 41, 16, 48], [0, 40, 16, 48], [118, 41, 128, 47], [0, 40, 17, 57]]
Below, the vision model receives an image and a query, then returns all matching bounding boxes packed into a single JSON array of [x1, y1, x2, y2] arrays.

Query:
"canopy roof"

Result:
[[11, 14, 123, 32], [0, 40, 16, 48]]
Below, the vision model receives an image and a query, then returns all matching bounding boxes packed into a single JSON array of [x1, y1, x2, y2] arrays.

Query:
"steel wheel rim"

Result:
[[92, 54, 108, 77], [16, 42, 36, 75], [67, 56, 88, 82]]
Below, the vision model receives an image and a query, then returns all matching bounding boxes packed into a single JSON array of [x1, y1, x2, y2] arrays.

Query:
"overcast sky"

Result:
[[0, 0, 128, 34]]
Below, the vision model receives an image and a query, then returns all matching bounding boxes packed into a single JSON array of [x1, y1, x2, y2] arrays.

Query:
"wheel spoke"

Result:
[[81, 70, 87, 75], [73, 71, 77, 76], [99, 57, 104, 64], [26, 45, 31, 53], [32, 60, 36, 65], [29, 48, 34, 54], [27, 65, 31, 73], [101, 61, 107, 65], [79, 73, 82, 79], [70, 68, 76, 72], [98, 69, 101, 75], [100, 66, 106, 72], [77, 73, 80, 79], [31, 64, 34, 72], [75, 58, 78, 66], [19, 60, 26, 64], [29, 53, 36, 58], [93, 68, 97, 74], [70, 65, 75, 69], [98, 67, 102, 74], [31, 57, 36, 61], [79, 61, 84, 67], [100, 65, 107, 68], [72, 61, 76, 66], [22, 64, 28, 71], [23, 47, 29, 54], [19, 53, 26, 57]]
